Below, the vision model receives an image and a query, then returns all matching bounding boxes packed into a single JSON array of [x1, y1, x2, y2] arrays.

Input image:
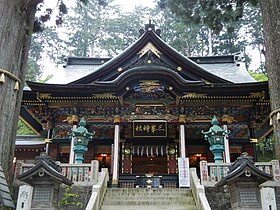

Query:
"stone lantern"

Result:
[[17, 152, 72, 210], [216, 153, 273, 210], [72, 117, 95, 164], [202, 116, 230, 163]]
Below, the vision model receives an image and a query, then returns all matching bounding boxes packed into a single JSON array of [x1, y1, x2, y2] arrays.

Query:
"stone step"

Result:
[[105, 192, 192, 197], [103, 196, 195, 203], [100, 204, 198, 210], [101, 188, 197, 210], [107, 188, 191, 192], [106, 189, 192, 196], [103, 200, 195, 205]]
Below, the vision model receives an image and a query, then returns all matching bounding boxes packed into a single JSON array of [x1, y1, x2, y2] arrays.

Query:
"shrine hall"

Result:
[[18, 22, 271, 187]]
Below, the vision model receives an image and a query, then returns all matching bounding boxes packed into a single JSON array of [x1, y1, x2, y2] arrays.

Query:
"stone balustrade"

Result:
[[85, 168, 109, 210], [190, 168, 211, 210], [15, 160, 100, 183], [200, 160, 280, 186]]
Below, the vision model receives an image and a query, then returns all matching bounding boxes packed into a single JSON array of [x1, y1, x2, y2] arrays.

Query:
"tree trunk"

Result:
[[0, 0, 39, 189], [260, 0, 280, 159]]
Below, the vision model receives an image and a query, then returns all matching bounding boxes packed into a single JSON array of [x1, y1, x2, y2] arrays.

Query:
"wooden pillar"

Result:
[[122, 143, 132, 174], [45, 128, 52, 155], [69, 125, 77, 164], [179, 114, 186, 158], [112, 115, 121, 187], [223, 125, 230, 163]]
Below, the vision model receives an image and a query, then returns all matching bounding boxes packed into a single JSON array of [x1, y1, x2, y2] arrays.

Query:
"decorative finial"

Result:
[[139, 17, 161, 37], [79, 117, 86, 127], [211, 115, 219, 125]]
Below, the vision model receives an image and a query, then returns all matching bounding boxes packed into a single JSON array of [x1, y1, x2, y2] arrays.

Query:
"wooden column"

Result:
[[122, 143, 132, 174], [179, 114, 186, 158], [69, 125, 77, 164], [223, 125, 230, 163], [45, 128, 52, 155], [112, 115, 121, 187]]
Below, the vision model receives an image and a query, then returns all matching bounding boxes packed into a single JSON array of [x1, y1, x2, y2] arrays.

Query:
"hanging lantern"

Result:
[[277, 112, 280, 121], [41, 120, 48, 130], [0, 73, 5, 83], [14, 81, 19, 91]]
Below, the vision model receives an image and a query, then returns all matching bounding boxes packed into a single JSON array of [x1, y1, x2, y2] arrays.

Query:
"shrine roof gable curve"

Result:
[[68, 24, 235, 85]]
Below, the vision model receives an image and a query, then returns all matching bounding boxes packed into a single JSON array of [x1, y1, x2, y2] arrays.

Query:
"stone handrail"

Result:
[[61, 163, 91, 182], [200, 160, 280, 186], [15, 160, 100, 183], [190, 168, 211, 210], [85, 168, 109, 210]]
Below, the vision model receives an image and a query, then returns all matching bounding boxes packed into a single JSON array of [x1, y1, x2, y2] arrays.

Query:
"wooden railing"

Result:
[[200, 160, 280, 186], [15, 160, 100, 183]]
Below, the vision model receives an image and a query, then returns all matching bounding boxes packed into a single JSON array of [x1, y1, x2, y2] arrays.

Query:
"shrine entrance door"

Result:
[[132, 156, 167, 174], [122, 143, 177, 175]]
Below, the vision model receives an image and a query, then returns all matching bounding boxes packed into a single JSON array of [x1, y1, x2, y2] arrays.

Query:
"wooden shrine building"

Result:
[[19, 22, 272, 186]]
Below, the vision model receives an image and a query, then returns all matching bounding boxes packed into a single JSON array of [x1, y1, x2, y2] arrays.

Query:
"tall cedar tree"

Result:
[[261, 0, 280, 159], [0, 0, 105, 196], [161, 0, 280, 159], [0, 0, 39, 192]]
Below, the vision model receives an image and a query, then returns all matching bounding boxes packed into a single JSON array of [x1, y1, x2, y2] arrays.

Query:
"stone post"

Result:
[[90, 160, 99, 183], [271, 160, 280, 181], [260, 185, 277, 210], [16, 185, 33, 210]]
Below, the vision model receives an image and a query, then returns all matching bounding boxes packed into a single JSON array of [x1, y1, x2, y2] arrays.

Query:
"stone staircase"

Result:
[[100, 188, 198, 210]]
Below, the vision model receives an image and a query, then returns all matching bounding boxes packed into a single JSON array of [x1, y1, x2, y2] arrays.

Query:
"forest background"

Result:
[[17, 0, 271, 158], [25, 0, 266, 83]]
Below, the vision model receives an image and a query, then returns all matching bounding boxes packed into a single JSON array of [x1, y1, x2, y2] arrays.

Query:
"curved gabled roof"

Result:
[[216, 154, 272, 187], [95, 66, 204, 86], [69, 24, 230, 85], [17, 160, 73, 186]]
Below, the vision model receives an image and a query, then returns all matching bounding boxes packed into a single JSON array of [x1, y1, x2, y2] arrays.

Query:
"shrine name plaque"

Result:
[[133, 120, 167, 138]]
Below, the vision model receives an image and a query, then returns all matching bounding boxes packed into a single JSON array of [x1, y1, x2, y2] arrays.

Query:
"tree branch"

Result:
[[23, 0, 44, 10]]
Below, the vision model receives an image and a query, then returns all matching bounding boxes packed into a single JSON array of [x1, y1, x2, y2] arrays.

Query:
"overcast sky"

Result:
[[46, 0, 155, 11], [113, 0, 155, 11]]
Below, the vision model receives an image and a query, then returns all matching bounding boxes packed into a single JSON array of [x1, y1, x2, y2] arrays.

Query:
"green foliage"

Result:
[[25, 25, 66, 84], [249, 71, 268, 81], [62, 0, 118, 57], [26, 57, 42, 82], [59, 187, 83, 208], [17, 120, 35, 135], [256, 134, 275, 161], [159, 0, 264, 70], [159, 0, 260, 34], [153, 7, 209, 56]]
